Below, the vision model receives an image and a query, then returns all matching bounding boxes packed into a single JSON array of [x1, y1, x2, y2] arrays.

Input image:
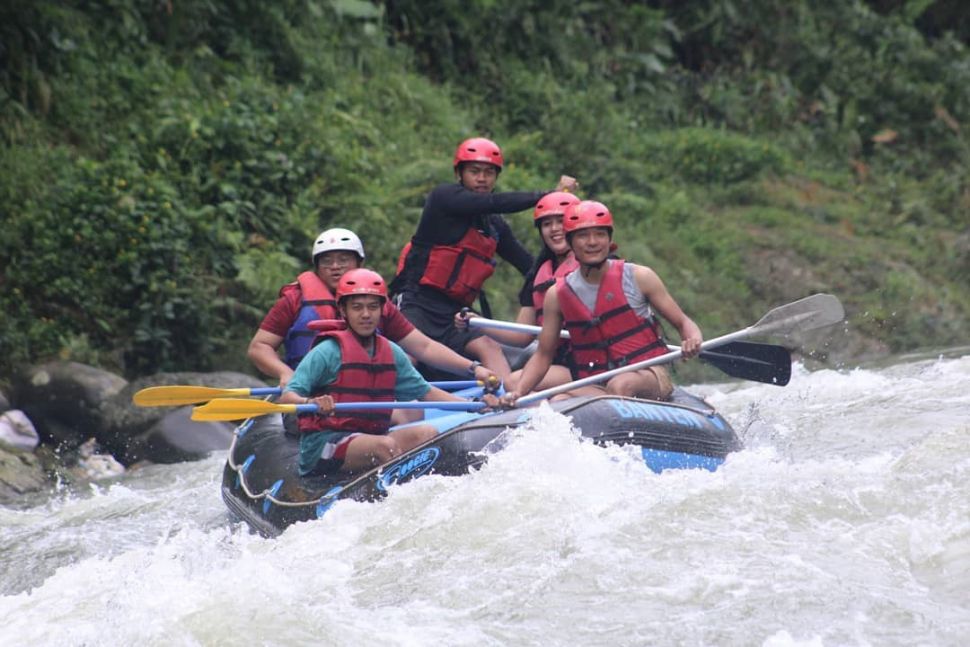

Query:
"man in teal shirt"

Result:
[[280, 269, 490, 476]]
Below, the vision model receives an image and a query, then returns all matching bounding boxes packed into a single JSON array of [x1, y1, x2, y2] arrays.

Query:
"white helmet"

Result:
[[311, 228, 365, 263]]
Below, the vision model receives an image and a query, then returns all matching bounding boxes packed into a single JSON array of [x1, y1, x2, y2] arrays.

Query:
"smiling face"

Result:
[[315, 251, 362, 291], [538, 214, 570, 257], [568, 227, 612, 266], [339, 295, 383, 338], [457, 162, 499, 193]]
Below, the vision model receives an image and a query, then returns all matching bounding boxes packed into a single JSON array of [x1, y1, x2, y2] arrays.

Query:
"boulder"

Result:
[[69, 438, 125, 481], [13, 362, 128, 450], [0, 410, 41, 451], [124, 406, 236, 464], [100, 371, 269, 463], [0, 445, 48, 502]]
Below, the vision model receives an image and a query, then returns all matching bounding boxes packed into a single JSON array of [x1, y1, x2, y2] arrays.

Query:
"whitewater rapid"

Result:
[[2, 350, 968, 646]]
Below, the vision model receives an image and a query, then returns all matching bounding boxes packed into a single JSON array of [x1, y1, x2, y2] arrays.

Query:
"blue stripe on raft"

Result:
[[315, 486, 344, 519], [237, 417, 257, 439], [641, 448, 724, 473], [421, 384, 494, 421], [392, 409, 484, 431], [262, 479, 284, 514]]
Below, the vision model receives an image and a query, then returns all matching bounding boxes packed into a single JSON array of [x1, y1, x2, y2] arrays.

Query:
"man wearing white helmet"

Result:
[[248, 228, 499, 400]]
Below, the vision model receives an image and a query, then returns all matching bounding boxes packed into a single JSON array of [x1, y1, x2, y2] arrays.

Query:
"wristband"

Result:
[[467, 360, 482, 376]]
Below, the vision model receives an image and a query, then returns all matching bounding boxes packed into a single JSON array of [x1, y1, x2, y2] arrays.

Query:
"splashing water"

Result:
[[2, 351, 969, 646]]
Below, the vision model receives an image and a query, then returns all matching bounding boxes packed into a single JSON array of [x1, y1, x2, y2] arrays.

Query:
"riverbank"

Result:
[[0, 362, 267, 502]]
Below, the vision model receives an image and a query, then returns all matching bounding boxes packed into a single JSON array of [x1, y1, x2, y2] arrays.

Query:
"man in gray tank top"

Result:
[[502, 200, 702, 404]]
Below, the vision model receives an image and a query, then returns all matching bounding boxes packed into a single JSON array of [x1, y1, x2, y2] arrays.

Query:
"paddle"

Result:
[[191, 398, 486, 422], [467, 317, 792, 386], [516, 293, 843, 406], [133, 380, 483, 407]]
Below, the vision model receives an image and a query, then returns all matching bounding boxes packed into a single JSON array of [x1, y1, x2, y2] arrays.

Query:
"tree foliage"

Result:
[[1, 0, 968, 379]]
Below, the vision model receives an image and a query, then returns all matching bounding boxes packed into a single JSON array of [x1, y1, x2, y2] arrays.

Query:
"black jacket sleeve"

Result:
[[419, 184, 546, 230], [491, 215, 535, 277]]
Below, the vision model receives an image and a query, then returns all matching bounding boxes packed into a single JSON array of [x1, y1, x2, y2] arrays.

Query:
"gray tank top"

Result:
[[563, 260, 654, 319]]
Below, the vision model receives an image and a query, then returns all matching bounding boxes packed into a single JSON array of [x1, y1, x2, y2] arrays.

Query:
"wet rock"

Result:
[[13, 362, 128, 450], [124, 406, 236, 464], [68, 438, 125, 481], [100, 371, 267, 463], [0, 410, 41, 451], [0, 445, 48, 501]]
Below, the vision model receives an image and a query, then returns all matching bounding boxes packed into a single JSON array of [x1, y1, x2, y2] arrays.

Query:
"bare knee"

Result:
[[414, 424, 438, 444], [400, 424, 438, 449], [607, 376, 652, 398], [371, 437, 401, 464]]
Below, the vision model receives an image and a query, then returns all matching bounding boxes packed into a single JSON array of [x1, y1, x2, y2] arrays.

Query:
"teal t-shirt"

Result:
[[284, 336, 431, 474]]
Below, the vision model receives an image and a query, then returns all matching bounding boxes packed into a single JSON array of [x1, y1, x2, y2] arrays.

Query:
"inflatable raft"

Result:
[[221, 389, 741, 537]]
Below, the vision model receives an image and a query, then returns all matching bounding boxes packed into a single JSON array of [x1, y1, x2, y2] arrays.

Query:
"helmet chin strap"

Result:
[[350, 327, 375, 349], [580, 256, 608, 276]]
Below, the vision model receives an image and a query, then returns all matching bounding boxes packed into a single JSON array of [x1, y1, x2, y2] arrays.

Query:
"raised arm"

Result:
[[492, 216, 535, 276]]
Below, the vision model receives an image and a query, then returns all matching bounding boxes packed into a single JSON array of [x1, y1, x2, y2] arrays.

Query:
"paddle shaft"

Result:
[[300, 400, 486, 413], [470, 316, 702, 352], [516, 328, 750, 406], [190, 397, 488, 421], [133, 380, 482, 407], [469, 317, 570, 339], [225, 380, 481, 395]]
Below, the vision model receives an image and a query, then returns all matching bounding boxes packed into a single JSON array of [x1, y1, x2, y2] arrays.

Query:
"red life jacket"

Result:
[[396, 241, 411, 277], [532, 255, 578, 325], [283, 272, 339, 369], [556, 260, 667, 378], [418, 228, 497, 306], [297, 329, 397, 435]]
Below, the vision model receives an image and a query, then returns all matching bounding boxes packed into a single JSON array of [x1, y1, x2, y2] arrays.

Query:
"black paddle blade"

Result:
[[698, 341, 792, 386]]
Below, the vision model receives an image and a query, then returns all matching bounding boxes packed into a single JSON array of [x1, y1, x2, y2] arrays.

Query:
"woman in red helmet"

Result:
[[279, 269, 492, 476], [501, 201, 703, 405], [390, 137, 577, 386]]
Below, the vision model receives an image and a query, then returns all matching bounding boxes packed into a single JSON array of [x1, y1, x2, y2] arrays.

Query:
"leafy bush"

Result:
[[643, 127, 788, 183]]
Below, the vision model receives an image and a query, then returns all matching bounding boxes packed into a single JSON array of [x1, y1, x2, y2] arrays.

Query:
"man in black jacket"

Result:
[[391, 137, 577, 385]]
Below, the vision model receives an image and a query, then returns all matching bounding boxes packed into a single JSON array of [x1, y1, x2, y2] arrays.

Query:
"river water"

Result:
[[2, 349, 968, 646]]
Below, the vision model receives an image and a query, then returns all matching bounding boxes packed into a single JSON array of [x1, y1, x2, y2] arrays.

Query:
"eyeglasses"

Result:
[[318, 254, 357, 268]]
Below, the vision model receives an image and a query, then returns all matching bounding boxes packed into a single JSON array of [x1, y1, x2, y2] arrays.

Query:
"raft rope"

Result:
[[224, 399, 324, 510]]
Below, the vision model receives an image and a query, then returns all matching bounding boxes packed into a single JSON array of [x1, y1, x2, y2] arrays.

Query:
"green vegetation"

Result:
[[2, 0, 968, 380]]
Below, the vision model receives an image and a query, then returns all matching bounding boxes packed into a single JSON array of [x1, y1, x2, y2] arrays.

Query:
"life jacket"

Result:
[[297, 327, 397, 435], [418, 227, 498, 306], [396, 241, 411, 277], [532, 255, 578, 325], [283, 271, 339, 369], [556, 260, 667, 378]]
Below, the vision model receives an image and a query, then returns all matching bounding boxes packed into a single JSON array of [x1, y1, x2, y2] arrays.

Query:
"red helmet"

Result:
[[563, 200, 614, 236], [453, 137, 504, 171], [533, 191, 581, 223], [336, 269, 388, 303]]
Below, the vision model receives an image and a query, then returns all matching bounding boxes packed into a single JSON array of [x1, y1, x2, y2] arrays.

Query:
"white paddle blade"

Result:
[[749, 293, 844, 339]]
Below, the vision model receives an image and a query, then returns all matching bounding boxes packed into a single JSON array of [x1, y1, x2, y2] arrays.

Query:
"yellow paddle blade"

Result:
[[133, 385, 251, 407], [191, 398, 298, 422]]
